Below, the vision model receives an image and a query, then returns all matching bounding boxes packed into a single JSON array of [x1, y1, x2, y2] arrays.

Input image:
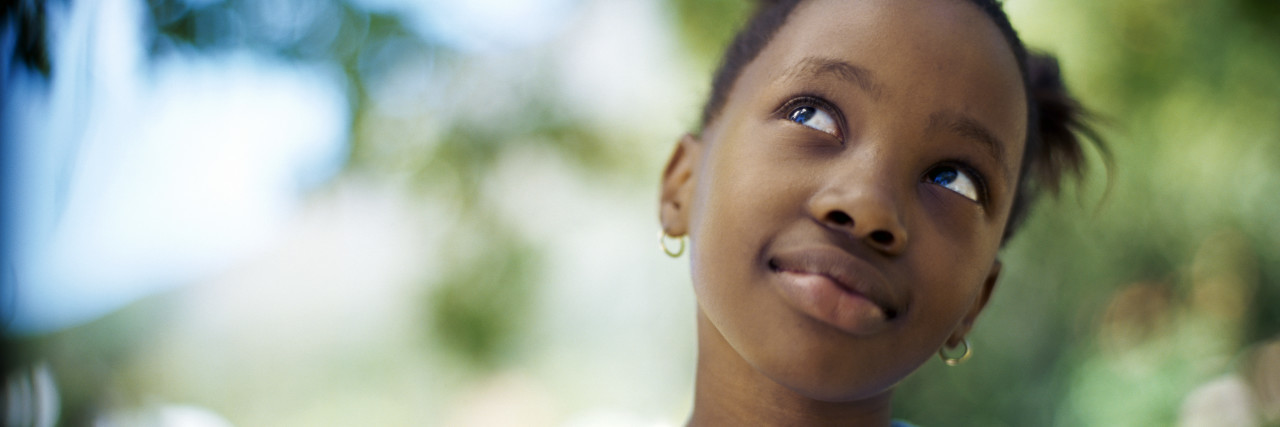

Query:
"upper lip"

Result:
[[768, 246, 904, 319]]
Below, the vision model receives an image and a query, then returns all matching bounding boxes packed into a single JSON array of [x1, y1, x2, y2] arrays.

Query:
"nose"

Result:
[[809, 172, 909, 256]]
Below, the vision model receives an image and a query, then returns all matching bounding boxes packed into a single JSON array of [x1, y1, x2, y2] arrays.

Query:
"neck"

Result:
[[687, 310, 896, 427]]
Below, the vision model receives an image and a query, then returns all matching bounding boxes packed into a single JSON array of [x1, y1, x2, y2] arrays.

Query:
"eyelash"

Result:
[[775, 95, 846, 139]]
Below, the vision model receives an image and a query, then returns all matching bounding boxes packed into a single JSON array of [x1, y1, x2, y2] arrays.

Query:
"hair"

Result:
[[697, 0, 1106, 243]]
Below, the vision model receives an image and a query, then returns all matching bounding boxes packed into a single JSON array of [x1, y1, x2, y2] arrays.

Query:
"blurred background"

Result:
[[2, 0, 1277, 425]]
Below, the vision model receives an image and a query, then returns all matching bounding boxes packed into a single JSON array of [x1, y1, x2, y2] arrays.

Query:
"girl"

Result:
[[658, 0, 1099, 425]]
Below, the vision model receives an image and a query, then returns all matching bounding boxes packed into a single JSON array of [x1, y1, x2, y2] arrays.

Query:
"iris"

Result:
[[789, 106, 816, 124]]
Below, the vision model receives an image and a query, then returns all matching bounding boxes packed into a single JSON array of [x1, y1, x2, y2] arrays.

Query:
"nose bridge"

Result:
[[810, 148, 909, 253]]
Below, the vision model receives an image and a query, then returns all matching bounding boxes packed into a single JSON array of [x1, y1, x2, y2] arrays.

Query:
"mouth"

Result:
[[768, 247, 903, 335]]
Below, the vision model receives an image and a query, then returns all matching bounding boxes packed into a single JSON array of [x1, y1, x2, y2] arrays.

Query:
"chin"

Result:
[[770, 366, 903, 403], [752, 341, 917, 403]]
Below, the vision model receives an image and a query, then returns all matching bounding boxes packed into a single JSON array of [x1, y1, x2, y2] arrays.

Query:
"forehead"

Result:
[[736, 0, 1028, 167]]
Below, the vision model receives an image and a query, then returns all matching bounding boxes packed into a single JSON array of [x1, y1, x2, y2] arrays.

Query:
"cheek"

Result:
[[916, 184, 1004, 258], [688, 134, 803, 261], [685, 131, 809, 324], [910, 194, 1001, 316], [687, 144, 760, 295]]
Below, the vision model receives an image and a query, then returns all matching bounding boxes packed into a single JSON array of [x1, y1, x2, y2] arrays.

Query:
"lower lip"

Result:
[[775, 270, 890, 335]]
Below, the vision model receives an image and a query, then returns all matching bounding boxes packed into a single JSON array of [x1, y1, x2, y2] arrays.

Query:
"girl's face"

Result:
[[661, 0, 1027, 401]]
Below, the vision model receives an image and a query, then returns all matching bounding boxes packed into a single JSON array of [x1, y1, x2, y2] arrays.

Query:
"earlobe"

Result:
[[947, 260, 1001, 346], [659, 133, 702, 237]]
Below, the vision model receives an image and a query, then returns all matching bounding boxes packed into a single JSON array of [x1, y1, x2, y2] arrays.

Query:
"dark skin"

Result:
[[659, 0, 1028, 425]]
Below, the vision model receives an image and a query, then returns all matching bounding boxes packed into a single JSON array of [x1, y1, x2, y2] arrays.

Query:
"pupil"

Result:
[[789, 107, 815, 123], [932, 169, 957, 185]]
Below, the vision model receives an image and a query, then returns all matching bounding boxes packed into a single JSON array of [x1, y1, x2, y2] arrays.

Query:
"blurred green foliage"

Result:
[[429, 222, 539, 370], [665, 0, 752, 71], [141, 0, 635, 376]]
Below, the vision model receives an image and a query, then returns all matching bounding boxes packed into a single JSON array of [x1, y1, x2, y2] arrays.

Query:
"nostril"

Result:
[[826, 211, 853, 225], [869, 230, 895, 246]]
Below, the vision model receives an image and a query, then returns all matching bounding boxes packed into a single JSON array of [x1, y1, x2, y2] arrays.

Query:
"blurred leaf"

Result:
[[2, 0, 58, 76], [428, 226, 540, 371], [666, 0, 753, 71]]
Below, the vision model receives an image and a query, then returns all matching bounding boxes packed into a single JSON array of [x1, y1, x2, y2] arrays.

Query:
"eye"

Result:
[[925, 165, 983, 202], [786, 104, 841, 137]]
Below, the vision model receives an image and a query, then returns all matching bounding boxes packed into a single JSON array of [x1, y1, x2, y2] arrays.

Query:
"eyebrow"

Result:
[[781, 57, 883, 99], [928, 111, 1010, 180]]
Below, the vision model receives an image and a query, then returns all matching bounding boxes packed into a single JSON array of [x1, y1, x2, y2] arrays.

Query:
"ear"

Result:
[[659, 133, 702, 237], [946, 260, 1001, 347]]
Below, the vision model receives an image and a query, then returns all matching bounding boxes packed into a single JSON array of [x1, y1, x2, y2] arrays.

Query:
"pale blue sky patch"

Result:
[[3, 0, 350, 334], [347, 0, 580, 52]]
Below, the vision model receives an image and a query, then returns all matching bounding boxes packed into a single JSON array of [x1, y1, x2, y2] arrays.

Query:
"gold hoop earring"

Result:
[[939, 338, 972, 366], [659, 231, 685, 258]]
